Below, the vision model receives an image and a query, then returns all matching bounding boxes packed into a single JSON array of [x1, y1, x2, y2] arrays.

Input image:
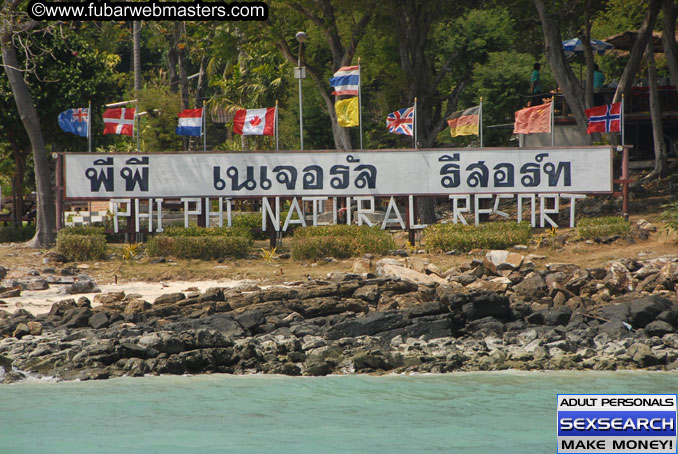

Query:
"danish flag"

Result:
[[103, 108, 136, 136]]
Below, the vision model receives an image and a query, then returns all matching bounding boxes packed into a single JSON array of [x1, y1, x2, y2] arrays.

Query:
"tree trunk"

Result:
[[662, 0, 678, 86], [533, 0, 590, 139], [133, 21, 142, 91], [647, 42, 667, 178], [11, 147, 26, 228], [195, 55, 207, 108], [167, 41, 179, 94], [1, 42, 56, 247], [581, 3, 595, 109], [612, 0, 661, 103]]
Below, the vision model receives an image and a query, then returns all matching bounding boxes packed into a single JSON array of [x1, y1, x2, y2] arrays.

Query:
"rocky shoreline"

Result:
[[1, 250, 678, 383]]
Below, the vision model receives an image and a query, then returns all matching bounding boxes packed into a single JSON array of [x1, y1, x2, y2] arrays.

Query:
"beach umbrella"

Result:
[[562, 38, 614, 58]]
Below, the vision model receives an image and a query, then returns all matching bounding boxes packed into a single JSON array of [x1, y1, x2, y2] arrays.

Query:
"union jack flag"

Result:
[[386, 106, 414, 136]]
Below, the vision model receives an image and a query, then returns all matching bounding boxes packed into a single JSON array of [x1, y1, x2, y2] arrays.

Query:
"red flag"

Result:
[[103, 108, 135, 136], [233, 108, 275, 136], [585, 102, 621, 134], [513, 102, 552, 134]]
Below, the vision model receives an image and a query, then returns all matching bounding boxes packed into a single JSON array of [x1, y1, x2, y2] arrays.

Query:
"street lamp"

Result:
[[295, 31, 307, 150]]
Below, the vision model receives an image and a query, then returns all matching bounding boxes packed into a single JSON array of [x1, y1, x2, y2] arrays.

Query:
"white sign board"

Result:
[[64, 148, 613, 199]]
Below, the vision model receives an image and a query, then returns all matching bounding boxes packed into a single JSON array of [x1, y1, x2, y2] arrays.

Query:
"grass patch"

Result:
[[56, 227, 108, 261], [422, 222, 531, 252], [0, 225, 36, 243], [576, 216, 630, 240], [291, 225, 395, 260], [146, 235, 251, 259]]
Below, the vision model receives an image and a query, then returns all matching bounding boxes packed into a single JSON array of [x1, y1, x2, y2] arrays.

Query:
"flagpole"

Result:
[[275, 100, 279, 151], [358, 58, 363, 150], [479, 97, 483, 148], [414, 97, 418, 149], [136, 100, 140, 152], [88, 100, 92, 153], [551, 96, 555, 147], [203, 100, 207, 152], [621, 94, 625, 146]]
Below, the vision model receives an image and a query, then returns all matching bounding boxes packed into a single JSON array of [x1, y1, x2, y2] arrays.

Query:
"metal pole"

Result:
[[479, 97, 483, 148], [275, 100, 279, 151], [414, 97, 417, 149], [622, 145, 629, 216], [298, 42, 304, 151], [55, 153, 63, 230], [88, 100, 92, 153], [551, 96, 555, 147], [136, 100, 140, 152], [358, 58, 363, 150], [621, 93, 625, 146], [203, 100, 207, 152]]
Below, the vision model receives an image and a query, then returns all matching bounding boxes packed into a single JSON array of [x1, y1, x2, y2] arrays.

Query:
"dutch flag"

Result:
[[329, 65, 360, 96], [176, 108, 203, 136]]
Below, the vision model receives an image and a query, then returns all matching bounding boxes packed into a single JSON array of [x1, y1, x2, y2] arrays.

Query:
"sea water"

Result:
[[1, 371, 676, 453]]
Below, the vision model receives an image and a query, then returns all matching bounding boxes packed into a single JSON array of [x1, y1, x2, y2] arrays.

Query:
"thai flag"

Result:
[[176, 108, 203, 136], [329, 65, 359, 96]]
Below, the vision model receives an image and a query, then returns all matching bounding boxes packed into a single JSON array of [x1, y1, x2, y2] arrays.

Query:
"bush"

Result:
[[145, 235, 250, 259], [576, 216, 630, 240], [0, 225, 36, 243], [422, 222, 531, 252], [291, 225, 395, 260], [232, 213, 268, 240], [162, 224, 253, 241], [58, 225, 106, 236], [56, 231, 108, 261], [657, 201, 678, 239]]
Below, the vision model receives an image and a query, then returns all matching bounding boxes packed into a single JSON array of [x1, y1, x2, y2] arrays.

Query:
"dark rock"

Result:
[[0, 288, 20, 298], [645, 320, 674, 337], [68, 280, 99, 294], [48, 299, 77, 317], [628, 343, 659, 367], [150, 257, 166, 264], [153, 293, 186, 305], [88, 312, 110, 329], [405, 301, 448, 319], [353, 284, 380, 302], [542, 307, 572, 326], [77, 297, 91, 308], [513, 274, 547, 301], [12, 322, 30, 339], [353, 352, 388, 371], [62, 307, 93, 328], [657, 310, 678, 327], [461, 292, 510, 321], [510, 302, 532, 320], [118, 342, 149, 359], [466, 316, 504, 335], [23, 279, 49, 291], [628, 296, 672, 328], [325, 312, 405, 340], [236, 310, 265, 331], [274, 363, 302, 376], [305, 360, 333, 376], [601, 303, 630, 322], [436, 286, 468, 310], [526, 312, 545, 325], [0, 266, 7, 279], [405, 314, 454, 340], [597, 320, 632, 339]]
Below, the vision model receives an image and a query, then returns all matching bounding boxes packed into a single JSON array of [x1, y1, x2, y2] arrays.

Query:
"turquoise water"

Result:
[[1, 371, 676, 453]]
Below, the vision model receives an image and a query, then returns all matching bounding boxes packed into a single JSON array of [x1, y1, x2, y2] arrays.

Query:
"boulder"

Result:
[[0, 266, 7, 279], [94, 292, 126, 305], [636, 219, 657, 232], [124, 299, 151, 315], [62, 307, 93, 328], [351, 257, 371, 274], [68, 280, 99, 294], [236, 310, 265, 331], [353, 285, 380, 303], [541, 306, 572, 326], [628, 295, 672, 328], [628, 343, 659, 367], [461, 291, 510, 321], [546, 263, 581, 274], [27, 321, 43, 336], [513, 273, 547, 301], [23, 279, 49, 291], [0, 288, 20, 298], [645, 320, 674, 338], [466, 277, 511, 293], [483, 250, 524, 276], [12, 322, 30, 339], [88, 311, 110, 329], [153, 293, 186, 305], [378, 264, 446, 286], [604, 262, 634, 294]]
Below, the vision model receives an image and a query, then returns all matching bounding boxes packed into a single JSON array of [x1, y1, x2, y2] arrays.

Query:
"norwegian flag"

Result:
[[103, 108, 136, 136], [386, 106, 414, 136], [586, 102, 621, 134]]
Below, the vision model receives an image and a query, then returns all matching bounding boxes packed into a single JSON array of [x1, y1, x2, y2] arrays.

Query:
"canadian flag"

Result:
[[103, 108, 136, 136], [233, 107, 275, 136]]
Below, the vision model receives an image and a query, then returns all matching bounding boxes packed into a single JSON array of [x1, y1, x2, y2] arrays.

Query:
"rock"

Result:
[[352, 257, 371, 274], [541, 306, 572, 326], [325, 312, 405, 340], [628, 295, 672, 328], [45, 252, 68, 263], [604, 262, 634, 294], [88, 311, 110, 329], [378, 264, 446, 286], [353, 352, 388, 371], [513, 273, 547, 301], [466, 277, 511, 293], [68, 280, 99, 294], [636, 219, 657, 232], [0, 266, 7, 279], [461, 292, 510, 321], [12, 322, 30, 339], [628, 343, 659, 367], [645, 320, 674, 337], [23, 279, 49, 291], [153, 293, 186, 305], [0, 288, 20, 298], [305, 360, 333, 376], [353, 285, 380, 303], [94, 292, 126, 305], [236, 310, 265, 331], [483, 250, 523, 276], [597, 320, 632, 339], [546, 263, 581, 274], [27, 321, 42, 336], [62, 307, 93, 328], [124, 299, 151, 315]]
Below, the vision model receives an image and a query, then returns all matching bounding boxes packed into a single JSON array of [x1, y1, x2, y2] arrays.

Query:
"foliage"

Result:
[[657, 202, 678, 239], [422, 222, 531, 252], [162, 224, 253, 242], [56, 231, 108, 261], [0, 225, 36, 243], [291, 225, 395, 260], [576, 216, 630, 239], [145, 235, 250, 259], [122, 242, 143, 260], [57, 225, 106, 236], [260, 247, 277, 262], [232, 213, 268, 240]]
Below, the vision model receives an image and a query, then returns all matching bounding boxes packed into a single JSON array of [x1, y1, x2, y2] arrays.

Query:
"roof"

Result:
[[604, 30, 666, 52]]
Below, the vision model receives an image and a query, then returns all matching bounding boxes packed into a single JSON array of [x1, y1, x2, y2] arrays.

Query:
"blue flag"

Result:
[[58, 108, 89, 137]]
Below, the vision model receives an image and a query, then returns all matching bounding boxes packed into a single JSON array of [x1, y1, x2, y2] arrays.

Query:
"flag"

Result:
[[103, 108, 135, 136], [335, 97, 359, 127], [386, 106, 414, 136], [233, 107, 275, 135], [176, 108, 203, 136], [329, 65, 359, 96], [513, 102, 552, 134], [58, 108, 89, 137], [586, 102, 621, 134], [448, 105, 480, 137]]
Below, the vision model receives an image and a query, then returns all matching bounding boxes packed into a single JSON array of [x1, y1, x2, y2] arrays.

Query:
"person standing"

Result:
[[593, 64, 605, 105], [530, 62, 542, 105]]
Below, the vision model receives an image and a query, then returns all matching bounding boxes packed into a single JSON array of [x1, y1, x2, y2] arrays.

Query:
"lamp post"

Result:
[[295, 31, 307, 150]]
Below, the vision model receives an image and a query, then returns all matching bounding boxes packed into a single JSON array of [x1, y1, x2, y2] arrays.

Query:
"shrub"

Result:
[[0, 225, 36, 243], [576, 216, 630, 240], [657, 201, 678, 239], [58, 225, 106, 236], [291, 225, 395, 260], [56, 231, 108, 261], [162, 224, 253, 241], [232, 213, 268, 240], [422, 222, 531, 252], [145, 235, 250, 259]]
